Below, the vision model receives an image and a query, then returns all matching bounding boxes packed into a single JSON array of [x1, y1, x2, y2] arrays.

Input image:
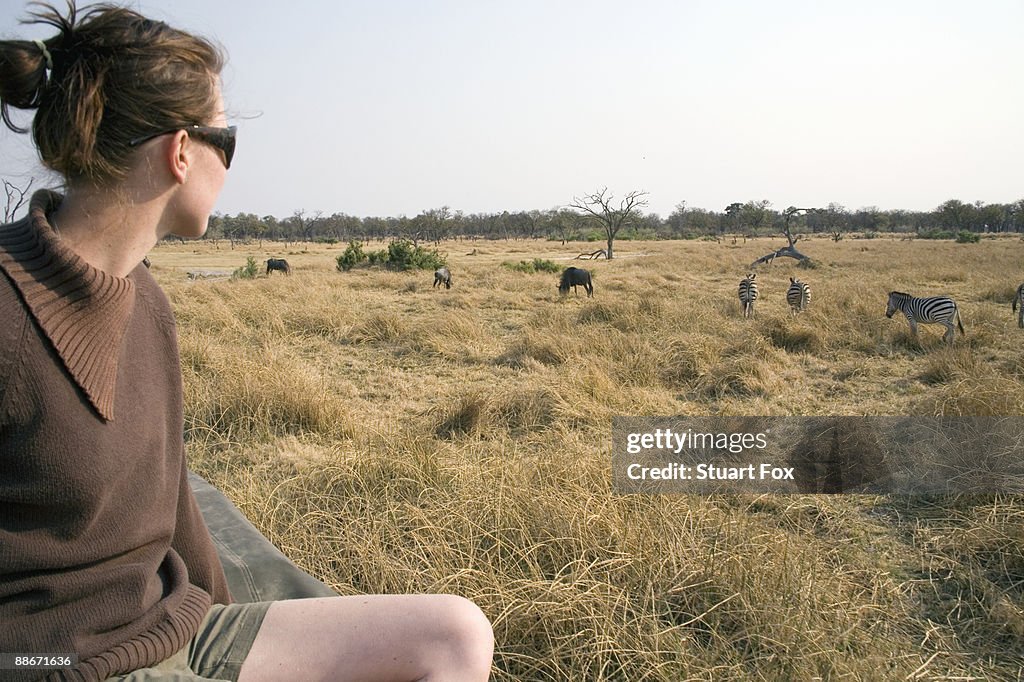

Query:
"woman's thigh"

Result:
[[237, 594, 493, 682]]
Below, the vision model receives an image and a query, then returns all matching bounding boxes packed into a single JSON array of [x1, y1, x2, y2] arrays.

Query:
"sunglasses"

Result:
[[128, 124, 237, 169]]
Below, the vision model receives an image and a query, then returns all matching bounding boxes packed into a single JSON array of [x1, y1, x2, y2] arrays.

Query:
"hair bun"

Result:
[[0, 39, 52, 131], [1, 2, 224, 184]]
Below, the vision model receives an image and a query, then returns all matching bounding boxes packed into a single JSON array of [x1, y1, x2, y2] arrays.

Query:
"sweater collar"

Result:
[[0, 190, 137, 421]]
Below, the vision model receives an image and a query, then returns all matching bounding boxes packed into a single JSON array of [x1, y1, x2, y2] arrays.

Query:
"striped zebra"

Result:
[[738, 273, 758, 318], [1013, 283, 1024, 328], [885, 291, 965, 346], [786, 277, 811, 314]]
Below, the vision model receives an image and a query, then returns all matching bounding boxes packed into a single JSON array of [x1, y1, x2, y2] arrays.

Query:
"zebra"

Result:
[[1013, 283, 1024, 328], [738, 273, 758, 318], [786, 277, 811, 314], [885, 291, 965, 346]]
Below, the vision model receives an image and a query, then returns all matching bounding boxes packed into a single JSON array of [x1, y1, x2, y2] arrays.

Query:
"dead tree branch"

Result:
[[750, 206, 814, 268], [3, 178, 34, 223]]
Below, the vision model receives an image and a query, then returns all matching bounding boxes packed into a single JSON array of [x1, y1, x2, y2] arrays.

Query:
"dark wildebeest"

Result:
[[558, 267, 593, 297], [1013, 283, 1024, 328], [265, 258, 290, 275], [433, 267, 452, 289]]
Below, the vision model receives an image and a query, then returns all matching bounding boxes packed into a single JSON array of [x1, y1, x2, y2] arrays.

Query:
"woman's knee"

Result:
[[431, 595, 494, 677]]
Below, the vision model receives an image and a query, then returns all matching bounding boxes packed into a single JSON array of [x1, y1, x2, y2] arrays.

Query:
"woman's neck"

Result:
[[49, 185, 165, 278]]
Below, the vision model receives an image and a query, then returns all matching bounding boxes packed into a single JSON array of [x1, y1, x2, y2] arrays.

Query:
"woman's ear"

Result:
[[166, 129, 192, 184]]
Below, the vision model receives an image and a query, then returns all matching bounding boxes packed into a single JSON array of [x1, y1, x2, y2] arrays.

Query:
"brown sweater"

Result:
[[0, 191, 232, 682]]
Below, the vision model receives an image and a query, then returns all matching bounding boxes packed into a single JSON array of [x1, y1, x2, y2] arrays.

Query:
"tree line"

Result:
[[4, 178, 1021, 245], [203, 197, 1024, 247]]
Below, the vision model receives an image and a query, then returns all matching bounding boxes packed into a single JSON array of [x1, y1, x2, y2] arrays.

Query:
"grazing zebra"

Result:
[[786, 277, 811, 314], [1013, 283, 1024, 328], [885, 291, 965, 346], [738, 273, 758, 318]]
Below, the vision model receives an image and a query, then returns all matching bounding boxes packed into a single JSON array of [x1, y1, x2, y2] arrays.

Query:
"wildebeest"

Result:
[[266, 258, 290, 275], [1013, 283, 1024, 328], [433, 267, 452, 289], [558, 267, 593, 297]]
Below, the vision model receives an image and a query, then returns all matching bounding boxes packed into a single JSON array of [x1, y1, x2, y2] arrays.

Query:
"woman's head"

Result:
[[0, 1, 226, 186]]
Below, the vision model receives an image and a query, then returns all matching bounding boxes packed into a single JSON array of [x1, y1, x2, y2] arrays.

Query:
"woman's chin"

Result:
[[171, 221, 209, 240]]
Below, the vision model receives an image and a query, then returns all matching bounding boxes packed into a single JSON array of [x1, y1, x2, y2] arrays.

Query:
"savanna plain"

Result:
[[154, 235, 1024, 681]]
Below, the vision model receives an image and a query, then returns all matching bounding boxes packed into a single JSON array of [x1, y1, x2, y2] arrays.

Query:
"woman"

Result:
[[0, 3, 494, 681]]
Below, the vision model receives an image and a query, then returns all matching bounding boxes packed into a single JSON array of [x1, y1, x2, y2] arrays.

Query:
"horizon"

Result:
[[1, 0, 1021, 219]]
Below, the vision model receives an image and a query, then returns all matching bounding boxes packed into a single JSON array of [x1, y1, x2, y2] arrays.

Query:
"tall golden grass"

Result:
[[155, 236, 1024, 680]]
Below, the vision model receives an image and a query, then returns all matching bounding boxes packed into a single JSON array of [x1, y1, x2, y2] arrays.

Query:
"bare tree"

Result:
[[749, 206, 813, 268], [417, 206, 453, 244], [3, 178, 34, 223], [287, 209, 328, 243], [550, 208, 580, 245], [823, 202, 849, 242], [568, 187, 648, 260]]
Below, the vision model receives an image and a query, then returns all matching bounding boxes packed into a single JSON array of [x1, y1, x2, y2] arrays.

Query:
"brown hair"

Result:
[[0, 1, 225, 184]]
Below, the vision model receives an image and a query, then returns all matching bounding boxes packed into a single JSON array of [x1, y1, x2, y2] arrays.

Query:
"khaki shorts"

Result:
[[104, 601, 272, 681]]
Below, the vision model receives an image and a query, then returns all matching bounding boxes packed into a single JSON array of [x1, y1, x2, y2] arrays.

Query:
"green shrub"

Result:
[[336, 241, 367, 271], [335, 239, 445, 271], [501, 258, 562, 274], [955, 230, 981, 244], [385, 239, 446, 271], [231, 256, 259, 280]]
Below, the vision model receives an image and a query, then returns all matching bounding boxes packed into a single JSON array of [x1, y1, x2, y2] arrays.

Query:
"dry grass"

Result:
[[153, 237, 1024, 680]]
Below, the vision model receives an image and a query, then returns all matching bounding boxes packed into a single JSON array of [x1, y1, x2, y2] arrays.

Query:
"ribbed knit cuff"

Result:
[[47, 584, 212, 682]]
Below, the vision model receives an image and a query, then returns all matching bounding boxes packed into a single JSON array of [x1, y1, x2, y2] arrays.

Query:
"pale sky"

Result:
[[1, 0, 1021, 219]]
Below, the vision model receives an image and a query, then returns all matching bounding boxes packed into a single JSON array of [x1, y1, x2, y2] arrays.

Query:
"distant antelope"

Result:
[[786, 277, 811, 314], [738, 274, 758, 318], [885, 291, 964, 346]]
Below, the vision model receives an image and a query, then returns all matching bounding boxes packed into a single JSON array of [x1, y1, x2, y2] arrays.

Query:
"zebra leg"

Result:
[[1019, 307, 1024, 329], [906, 316, 918, 338], [943, 322, 955, 345]]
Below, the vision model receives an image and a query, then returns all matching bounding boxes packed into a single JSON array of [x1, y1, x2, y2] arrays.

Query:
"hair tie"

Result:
[[33, 39, 53, 71]]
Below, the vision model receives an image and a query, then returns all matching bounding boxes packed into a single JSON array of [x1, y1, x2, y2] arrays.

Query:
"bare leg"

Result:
[[238, 594, 493, 682]]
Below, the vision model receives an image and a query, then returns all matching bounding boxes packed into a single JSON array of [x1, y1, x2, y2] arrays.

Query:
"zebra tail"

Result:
[[957, 308, 965, 335]]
